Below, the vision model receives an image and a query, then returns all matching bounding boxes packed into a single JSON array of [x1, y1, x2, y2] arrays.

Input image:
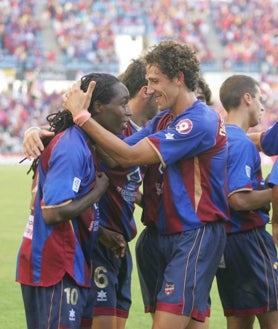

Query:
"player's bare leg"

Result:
[[185, 317, 209, 329], [152, 310, 190, 329], [227, 315, 255, 329], [257, 311, 278, 329]]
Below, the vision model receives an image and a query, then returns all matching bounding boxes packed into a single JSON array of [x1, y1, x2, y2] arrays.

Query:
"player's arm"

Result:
[[228, 188, 272, 211], [23, 126, 54, 160], [247, 132, 263, 152], [271, 185, 278, 246], [98, 226, 127, 258], [42, 172, 109, 224], [63, 80, 160, 167]]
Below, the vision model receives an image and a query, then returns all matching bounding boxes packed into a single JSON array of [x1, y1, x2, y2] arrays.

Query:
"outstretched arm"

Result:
[[63, 81, 160, 167]]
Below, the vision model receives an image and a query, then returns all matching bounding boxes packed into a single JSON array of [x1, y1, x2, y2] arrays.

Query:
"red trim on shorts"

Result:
[[93, 307, 129, 318], [156, 302, 210, 322], [224, 305, 268, 317]]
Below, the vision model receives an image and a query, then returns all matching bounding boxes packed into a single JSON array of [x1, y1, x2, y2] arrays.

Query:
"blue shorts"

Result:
[[91, 240, 132, 318], [135, 225, 163, 313], [21, 274, 93, 329], [216, 227, 278, 317], [156, 222, 226, 322]]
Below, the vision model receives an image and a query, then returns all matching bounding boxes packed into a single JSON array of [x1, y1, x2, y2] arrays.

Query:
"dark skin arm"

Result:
[[42, 172, 109, 224], [228, 189, 271, 211], [98, 226, 127, 258]]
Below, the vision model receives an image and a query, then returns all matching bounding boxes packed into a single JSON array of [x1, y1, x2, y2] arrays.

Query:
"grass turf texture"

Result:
[[1, 164, 271, 328]]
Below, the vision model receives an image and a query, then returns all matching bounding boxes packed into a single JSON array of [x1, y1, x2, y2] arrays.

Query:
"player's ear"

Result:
[[93, 100, 103, 114], [141, 86, 149, 98], [243, 92, 252, 105], [176, 71, 185, 86]]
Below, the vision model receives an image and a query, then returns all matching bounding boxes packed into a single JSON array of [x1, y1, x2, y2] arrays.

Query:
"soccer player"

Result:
[[90, 58, 157, 329], [134, 75, 214, 324], [63, 40, 229, 329], [215, 74, 278, 329], [16, 72, 131, 329], [22, 58, 158, 329]]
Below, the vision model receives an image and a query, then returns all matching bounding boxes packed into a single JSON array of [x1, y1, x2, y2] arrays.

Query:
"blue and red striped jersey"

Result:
[[225, 124, 269, 233], [127, 101, 229, 234], [96, 121, 142, 241], [16, 126, 99, 287]]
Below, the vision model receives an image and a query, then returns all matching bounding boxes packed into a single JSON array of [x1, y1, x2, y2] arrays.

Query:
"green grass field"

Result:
[[1, 164, 271, 328]]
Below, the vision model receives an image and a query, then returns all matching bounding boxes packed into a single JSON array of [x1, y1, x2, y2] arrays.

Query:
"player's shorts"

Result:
[[156, 222, 226, 322], [135, 225, 163, 313], [216, 227, 278, 317], [91, 240, 132, 318], [21, 273, 93, 329]]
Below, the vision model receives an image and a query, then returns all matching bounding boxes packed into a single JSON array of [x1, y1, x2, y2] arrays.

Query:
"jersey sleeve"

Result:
[[147, 109, 219, 165], [227, 132, 258, 195], [261, 121, 278, 156], [43, 130, 95, 206], [267, 158, 278, 187]]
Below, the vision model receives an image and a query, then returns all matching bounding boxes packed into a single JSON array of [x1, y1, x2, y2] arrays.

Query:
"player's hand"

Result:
[[94, 171, 109, 201], [62, 80, 96, 118], [98, 226, 127, 258], [23, 127, 54, 160]]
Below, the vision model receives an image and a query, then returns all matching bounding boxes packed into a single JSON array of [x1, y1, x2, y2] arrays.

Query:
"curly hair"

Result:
[[144, 40, 200, 91]]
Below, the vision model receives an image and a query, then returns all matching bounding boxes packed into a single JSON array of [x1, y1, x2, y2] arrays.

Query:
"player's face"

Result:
[[146, 64, 180, 112], [249, 87, 265, 128], [97, 82, 131, 135], [143, 92, 158, 121]]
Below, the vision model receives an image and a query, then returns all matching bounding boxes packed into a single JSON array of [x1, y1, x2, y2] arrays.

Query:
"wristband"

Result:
[[73, 110, 91, 127], [24, 126, 41, 136]]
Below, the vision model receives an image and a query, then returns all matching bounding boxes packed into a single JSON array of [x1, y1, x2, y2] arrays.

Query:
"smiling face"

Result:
[[145, 64, 180, 112], [95, 82, 131, 135]]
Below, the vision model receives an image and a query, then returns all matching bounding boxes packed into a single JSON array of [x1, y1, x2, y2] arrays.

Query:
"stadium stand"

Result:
[[0, 0, 278, 153]]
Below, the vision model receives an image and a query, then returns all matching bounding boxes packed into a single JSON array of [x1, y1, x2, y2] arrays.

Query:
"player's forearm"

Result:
[[42, 186, 106, 225], [84, 118, 135, 166], [229, 189, 271, 211]]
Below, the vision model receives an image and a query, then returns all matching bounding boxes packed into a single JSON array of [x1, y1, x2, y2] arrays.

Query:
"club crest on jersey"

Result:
[[165, 283, 175, 295], [175, 119, 193, 134]]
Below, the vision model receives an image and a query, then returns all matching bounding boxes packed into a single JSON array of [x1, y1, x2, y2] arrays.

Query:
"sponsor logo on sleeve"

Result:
[[72, 177, 81, 192]]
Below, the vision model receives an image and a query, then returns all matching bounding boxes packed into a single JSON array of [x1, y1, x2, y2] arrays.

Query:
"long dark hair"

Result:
[[27, 72, 120, 177]]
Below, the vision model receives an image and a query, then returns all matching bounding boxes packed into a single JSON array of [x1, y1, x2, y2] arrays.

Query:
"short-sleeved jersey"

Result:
[[126, 111, 172, 228], [96, 121, 142, 241], [225, 125, 269, 233], [268, 158, 278, 187], [129, 101, 229, 234], [261, 121, 278, 155], [16, 126, 99, 287]]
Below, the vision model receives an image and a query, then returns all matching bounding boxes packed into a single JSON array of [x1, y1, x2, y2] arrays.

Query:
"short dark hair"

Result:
[[144, 40, 200, 91], [219, 74, 259, 111], [118, 58, 147, 98], [197, 77, 213, 105]]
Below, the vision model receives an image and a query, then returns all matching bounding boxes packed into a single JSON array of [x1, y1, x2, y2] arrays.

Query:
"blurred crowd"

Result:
[[1, 0, 278, 73], [0, 0, 278, 153]]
